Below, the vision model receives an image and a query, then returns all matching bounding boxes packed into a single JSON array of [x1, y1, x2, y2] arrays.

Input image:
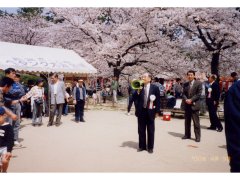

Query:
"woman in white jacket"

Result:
[[23, 79, 45, 126]]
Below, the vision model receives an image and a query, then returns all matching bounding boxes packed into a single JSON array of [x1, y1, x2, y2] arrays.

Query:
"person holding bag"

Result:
[[23, 79, 45, 126]]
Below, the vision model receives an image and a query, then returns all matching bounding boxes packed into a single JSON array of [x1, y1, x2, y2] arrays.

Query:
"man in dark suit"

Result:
[[182, 70, 202, 142], [73, 79, 86, 122], [206, 74, 223, 132], [225, 80, 240, 172], [133, 73, 160, 154], [230, 72, 238, 84]]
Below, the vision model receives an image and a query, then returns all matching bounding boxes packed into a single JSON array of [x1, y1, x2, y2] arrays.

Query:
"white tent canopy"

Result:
[[0, 41, 97, 74]]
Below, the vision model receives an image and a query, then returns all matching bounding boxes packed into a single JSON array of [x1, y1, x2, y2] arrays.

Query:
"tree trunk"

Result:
[[113, 67, 121, 80], [211, 52, 220, 78]]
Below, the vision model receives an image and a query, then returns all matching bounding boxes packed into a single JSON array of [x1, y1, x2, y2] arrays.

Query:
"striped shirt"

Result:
[[96, 83, 102, 91], [25, 86, 44, 100]]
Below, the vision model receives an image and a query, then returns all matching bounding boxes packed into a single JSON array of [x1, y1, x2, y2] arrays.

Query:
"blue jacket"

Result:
[[4, 82, 25, 108], [73, 86, 86, 101]]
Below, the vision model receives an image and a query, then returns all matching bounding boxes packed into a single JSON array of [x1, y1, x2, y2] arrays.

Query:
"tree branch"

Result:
[[107, 60, 115, 68], [140, 23, 149, 42], [196, 25, 216, 51], [217, 37, 225, 49], [65, 39, 83, 45], [221, 42, 237, 50], [121, 40, 157, 58], [103, 54, 116, 67], [120, 72, 131, 76], [64, 16, 98, 45], [206, 31, 216, 45], [179, 24, 197, 35], [120, 60, 148, 72], [80, 27, 98, 44]]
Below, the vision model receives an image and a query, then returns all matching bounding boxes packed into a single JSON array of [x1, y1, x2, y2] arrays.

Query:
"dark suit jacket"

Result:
[[133, 84, 161, 120], [225, 80, 240, 165], [205, 81, 220, 102], [182, 80, 202, 111]]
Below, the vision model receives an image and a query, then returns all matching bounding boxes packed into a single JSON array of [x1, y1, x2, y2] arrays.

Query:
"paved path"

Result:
[[9, 110, 229, 172]]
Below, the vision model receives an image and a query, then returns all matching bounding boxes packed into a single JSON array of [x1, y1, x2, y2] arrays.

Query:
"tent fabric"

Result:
[[0, 41, 97, 74]]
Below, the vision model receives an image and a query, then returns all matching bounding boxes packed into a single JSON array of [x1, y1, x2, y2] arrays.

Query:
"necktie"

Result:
[[144, 87, 148, 108], [188, 81, 193, 96]]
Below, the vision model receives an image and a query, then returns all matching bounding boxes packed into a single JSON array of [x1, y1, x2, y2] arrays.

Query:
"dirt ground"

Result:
[[9, 107, 229, 172]]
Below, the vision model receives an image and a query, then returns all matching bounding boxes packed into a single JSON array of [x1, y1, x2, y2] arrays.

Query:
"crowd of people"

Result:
[[128, 71, 239, 172], [0, 67, 123, 172], [0, 67, 239, 172]]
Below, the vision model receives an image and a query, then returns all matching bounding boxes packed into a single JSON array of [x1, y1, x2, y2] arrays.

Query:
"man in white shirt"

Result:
[[48, 73, 66, 127]]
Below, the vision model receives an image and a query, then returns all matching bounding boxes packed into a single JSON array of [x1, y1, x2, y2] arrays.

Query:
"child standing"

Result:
[[101, 86, 107, 103], [0, 107, 14, 173], [92, 90, 97, 106]]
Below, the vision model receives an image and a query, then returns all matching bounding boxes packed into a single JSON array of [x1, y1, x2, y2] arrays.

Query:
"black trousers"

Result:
[[184, 105, 201, 139], [138, 108, 155, 150], [206, 99, 223, 129], [127, 95, 134, 113], [75, 100, 85, 121], [24, 102, 32, 118]]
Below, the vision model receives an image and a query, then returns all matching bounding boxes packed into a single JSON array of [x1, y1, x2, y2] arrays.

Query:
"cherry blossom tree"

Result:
[[0, 7, 239, 80], [0, 10, 51, 46], [51, 8, 184, 79], [51, 7, 240, 80], [160, 8, 240, 77]]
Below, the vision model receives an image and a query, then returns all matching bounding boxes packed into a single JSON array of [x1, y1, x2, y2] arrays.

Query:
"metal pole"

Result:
[[48, 72, 50, 118]]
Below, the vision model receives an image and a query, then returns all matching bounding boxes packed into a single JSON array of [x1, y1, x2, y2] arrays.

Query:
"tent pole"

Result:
[[48, 72, 50, 119]]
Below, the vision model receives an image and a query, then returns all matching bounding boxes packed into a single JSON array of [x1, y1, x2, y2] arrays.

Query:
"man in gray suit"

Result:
[[48, 73, 66, 127], [182, 70, 202, 142]]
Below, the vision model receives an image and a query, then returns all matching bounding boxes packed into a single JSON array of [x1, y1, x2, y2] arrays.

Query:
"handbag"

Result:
[[34, 98, 43, 105]]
